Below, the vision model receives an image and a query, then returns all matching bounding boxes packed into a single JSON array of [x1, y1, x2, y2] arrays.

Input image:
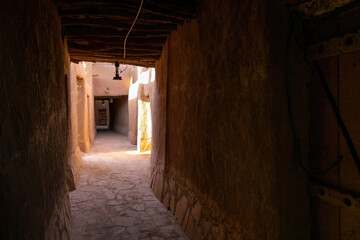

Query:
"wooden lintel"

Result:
[[308, 182, 360, 212], [58, 8, 183, 24], [69, 50, 161, 58], [71, 56, 155, 62], [64, 27, 170, 37], [68, 41, 163, 51], [70, 57, 155, 67], [94, 96, 130, 100], [293, 0, 356, 17], [56, 3, 193, 20], [54, 0, 195, 16], [66, 36, 167, 47], [66, 33, 168, 38], [68, 47, 162, 54], [61, 18, 178, 31], [307, 30, 360, 61], [69, 53, 160, 59], [69, 50, 162, 57]]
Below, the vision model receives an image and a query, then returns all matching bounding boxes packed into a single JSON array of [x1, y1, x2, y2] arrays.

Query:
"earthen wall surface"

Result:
[[73, 62, 95, 152], [151, 0, 311, 239], [128, 68, 155, 145], [93, 63, 133, 97], [110, 96, 129, 136], [0, 0, 71, 238], [128, 98, 138, 144], [67, 59, 82, 191]]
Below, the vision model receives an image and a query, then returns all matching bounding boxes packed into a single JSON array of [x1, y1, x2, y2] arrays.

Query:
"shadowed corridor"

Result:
[[2, 0, 360, 239]]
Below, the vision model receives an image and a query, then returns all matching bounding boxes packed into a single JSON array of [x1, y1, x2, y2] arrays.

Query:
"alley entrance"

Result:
[[70, 130, 187, 239]]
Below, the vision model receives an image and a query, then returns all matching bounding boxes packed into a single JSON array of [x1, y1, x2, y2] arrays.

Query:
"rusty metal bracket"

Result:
[[293, 0, 356, 17], [308, 182, 360, 212], [307, 30, 360, 61]]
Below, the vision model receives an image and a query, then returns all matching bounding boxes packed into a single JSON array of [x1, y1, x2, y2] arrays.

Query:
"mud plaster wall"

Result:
[[128, 70, 140, 144], [137, 87, 152, 153], [151, 42, 168, 184], [73, 62, 95, 152], [0, 0, 71, 238], [128, 68, 154, 145], [128, 97, 138, 144], [109, 96, 129, 135], [93, 63, 132, 98], [65, 43, 82, 191], [136, 69, 154, 152], [151, 0, 311, 239]]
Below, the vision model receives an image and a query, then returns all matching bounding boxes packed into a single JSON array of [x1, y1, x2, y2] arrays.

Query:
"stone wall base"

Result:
[[46, 192, 72, 240], [66, 146, 82, 191], [151, 169, 243, 240]]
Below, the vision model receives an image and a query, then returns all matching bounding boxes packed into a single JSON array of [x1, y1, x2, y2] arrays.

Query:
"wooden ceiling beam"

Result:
[[68, 46, 162, 54], [54, 0, 196, 67], [66, 36, 167, 44], [70, 54, 157, 63], [71, 57, 155, 67], [54, 0, 195, 16], [69, 40, 164, 48], [61, 18, 178, 31], [56, 3, 193, 20], [68, 48, 162, 54], [58, 8, 184, 24], [64, 24, 173, 32], [69, 50, 161, 58], [68, 41, 163, 51], [71, 57, 156, 63], [64, 27, 169, 38], [70, 54, 158, 60]]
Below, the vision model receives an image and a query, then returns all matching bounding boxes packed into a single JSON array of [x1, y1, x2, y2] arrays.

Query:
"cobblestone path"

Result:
[[70, 130, 188, 240]]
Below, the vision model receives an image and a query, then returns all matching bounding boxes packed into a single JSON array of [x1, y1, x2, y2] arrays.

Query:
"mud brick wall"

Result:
[[151, 0, 311, 239], [0, 0, 72, 238]]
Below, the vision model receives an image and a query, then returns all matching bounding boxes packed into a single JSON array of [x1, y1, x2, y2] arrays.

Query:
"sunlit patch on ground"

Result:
[[125, 150, 151, 155]]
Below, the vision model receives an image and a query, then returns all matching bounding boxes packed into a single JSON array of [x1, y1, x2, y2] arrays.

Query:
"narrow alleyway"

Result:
[[70, 131, 188, 240]]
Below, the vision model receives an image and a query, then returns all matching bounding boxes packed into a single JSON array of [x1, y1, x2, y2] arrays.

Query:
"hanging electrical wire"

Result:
[[123, 0, 144, 59]]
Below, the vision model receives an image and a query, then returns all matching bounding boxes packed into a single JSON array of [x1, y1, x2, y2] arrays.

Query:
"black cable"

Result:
[[313, 61, 360, 174], [285, 14, 344, 176]]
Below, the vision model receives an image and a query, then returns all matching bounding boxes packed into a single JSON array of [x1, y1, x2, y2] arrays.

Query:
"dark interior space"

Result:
[[94, 97, 129, 135], [109, 96, 129, 136], [95, 99, 110, 129], [1, 0, 360, 239]]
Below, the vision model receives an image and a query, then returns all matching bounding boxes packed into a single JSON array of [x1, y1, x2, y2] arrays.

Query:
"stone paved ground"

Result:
[[70, 130, 188, 240]]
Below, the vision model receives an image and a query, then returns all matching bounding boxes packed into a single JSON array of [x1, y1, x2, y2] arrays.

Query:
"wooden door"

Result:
[[307, 10, 360, 239], [98, 109, 107, 126]]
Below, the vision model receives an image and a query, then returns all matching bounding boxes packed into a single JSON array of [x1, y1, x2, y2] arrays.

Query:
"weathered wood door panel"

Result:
[[339, 51, 360, 240], [309, 41, 360, 240], [307, 8, 360, 239], [310, 57, 340, 240]]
